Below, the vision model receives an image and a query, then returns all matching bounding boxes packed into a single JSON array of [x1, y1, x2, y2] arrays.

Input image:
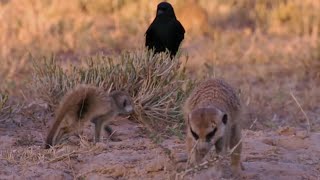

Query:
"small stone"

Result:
[[295, 130, 309, 139]]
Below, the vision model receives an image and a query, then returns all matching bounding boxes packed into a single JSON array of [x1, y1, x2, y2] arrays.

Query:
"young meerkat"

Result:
[[183, 78, 243, 175], [45, 84, 134, 149]]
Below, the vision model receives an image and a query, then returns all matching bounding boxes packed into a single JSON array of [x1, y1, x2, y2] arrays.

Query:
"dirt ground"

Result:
[[0, 102, 319, 180]]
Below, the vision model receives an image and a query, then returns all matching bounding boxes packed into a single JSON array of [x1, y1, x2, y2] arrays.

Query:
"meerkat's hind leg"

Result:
[[230, 124, 243, 175]]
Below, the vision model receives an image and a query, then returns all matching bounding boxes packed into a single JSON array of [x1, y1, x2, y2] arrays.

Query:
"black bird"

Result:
[[145, 2, 185, 57]]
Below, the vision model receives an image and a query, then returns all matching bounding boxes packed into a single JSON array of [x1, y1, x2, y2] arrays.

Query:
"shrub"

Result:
[[31, 50, 194, 132]]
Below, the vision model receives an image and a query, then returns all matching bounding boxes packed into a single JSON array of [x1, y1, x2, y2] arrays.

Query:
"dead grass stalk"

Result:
[[290, 92, 311, 135]]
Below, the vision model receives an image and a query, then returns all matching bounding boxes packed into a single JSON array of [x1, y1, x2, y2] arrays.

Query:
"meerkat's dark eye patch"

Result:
[[123, 99, 127, 107], [222, 114, 228, 124], [206, 128, 217, 142], [190, 128, 199, 140]]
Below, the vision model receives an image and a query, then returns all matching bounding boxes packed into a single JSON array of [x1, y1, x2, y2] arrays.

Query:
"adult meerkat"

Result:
[[45, 84, 134, 149], [175, 0, 210, 37], [183, 78, 243, 175]]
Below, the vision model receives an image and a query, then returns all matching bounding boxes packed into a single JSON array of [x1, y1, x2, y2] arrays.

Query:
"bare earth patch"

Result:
[[1, 105, 319, 180]]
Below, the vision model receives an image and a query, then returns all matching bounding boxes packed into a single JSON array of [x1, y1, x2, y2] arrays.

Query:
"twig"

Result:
[[48, 151, 78, 163], [107, 130, 117, 141], [290, 92, 311, 135], [186, 140, 198, 167], [249, 118, 258, 129], [176, 155, 222, 180]]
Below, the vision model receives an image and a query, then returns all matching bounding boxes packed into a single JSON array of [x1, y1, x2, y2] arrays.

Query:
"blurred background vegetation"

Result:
[[0, 0, 319, 131], [0, 0, 319, 80]]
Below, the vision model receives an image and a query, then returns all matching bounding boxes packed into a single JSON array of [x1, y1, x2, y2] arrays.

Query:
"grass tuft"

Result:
[[31, 50, 194, 132], [0, 93, 8, 111], [0, 92, 11, 119]]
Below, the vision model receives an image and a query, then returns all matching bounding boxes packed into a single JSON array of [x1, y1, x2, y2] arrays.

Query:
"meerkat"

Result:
[[45, 84, 134, 149], [183, 78, 243, 175], [175, 0, 211, 38]]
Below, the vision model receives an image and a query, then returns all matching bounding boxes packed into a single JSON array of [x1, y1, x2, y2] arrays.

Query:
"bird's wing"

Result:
[[175, 20, 185, 42], [170, 20, 185, 55], [145, 23, 154, 48]]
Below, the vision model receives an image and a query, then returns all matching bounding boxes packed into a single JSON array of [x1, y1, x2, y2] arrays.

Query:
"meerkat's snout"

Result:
[[110, 91, 135, 116], [196, 140, 211, 157]]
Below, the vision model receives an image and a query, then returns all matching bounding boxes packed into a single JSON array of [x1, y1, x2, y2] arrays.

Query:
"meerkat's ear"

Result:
[[110, 91, 125, 100], [222, 114, 228, 124]]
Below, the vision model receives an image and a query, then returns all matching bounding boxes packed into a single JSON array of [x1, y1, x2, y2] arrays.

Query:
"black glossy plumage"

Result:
[[145, 2, 185, 57]]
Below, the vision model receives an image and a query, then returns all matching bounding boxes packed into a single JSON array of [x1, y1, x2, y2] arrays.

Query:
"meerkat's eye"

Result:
[[206, 128, 217, 142], [190, 128, 199, 140], [222, 114, 228, 124]]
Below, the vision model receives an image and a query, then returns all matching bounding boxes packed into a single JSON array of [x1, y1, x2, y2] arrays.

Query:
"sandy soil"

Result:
[[0, 103, 319, 180]]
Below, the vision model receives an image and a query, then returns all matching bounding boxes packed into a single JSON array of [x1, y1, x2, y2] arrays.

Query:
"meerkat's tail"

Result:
[[45, 84, 99, 149]]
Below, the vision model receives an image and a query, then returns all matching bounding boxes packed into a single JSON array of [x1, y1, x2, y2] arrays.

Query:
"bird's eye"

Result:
[[190, 128, 199, 140], [206, 128, 217, 142]]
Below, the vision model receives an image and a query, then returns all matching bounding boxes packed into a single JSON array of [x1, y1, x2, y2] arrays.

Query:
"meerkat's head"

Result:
[[109, 91, 134, 116], [188, 107, 228, 162]]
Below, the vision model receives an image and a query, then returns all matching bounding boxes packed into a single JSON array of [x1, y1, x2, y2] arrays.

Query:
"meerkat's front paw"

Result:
[[231, 164, 243, 178]]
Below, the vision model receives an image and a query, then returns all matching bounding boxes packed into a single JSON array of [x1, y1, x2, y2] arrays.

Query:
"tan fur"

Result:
[[45, 84, 134, 149], [175, 0, 211, 36], [183, 78, 243, 175]]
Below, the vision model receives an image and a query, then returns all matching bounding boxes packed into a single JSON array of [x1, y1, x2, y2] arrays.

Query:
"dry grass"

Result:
[[31, 50, 194, 131], [1, 0, 319, 62], [0, 2, 318, 79], [0, 93, 8, 111], [0, 92, 11, 120], [1, 141, 102, 166], [0, 0, 319, 132]]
